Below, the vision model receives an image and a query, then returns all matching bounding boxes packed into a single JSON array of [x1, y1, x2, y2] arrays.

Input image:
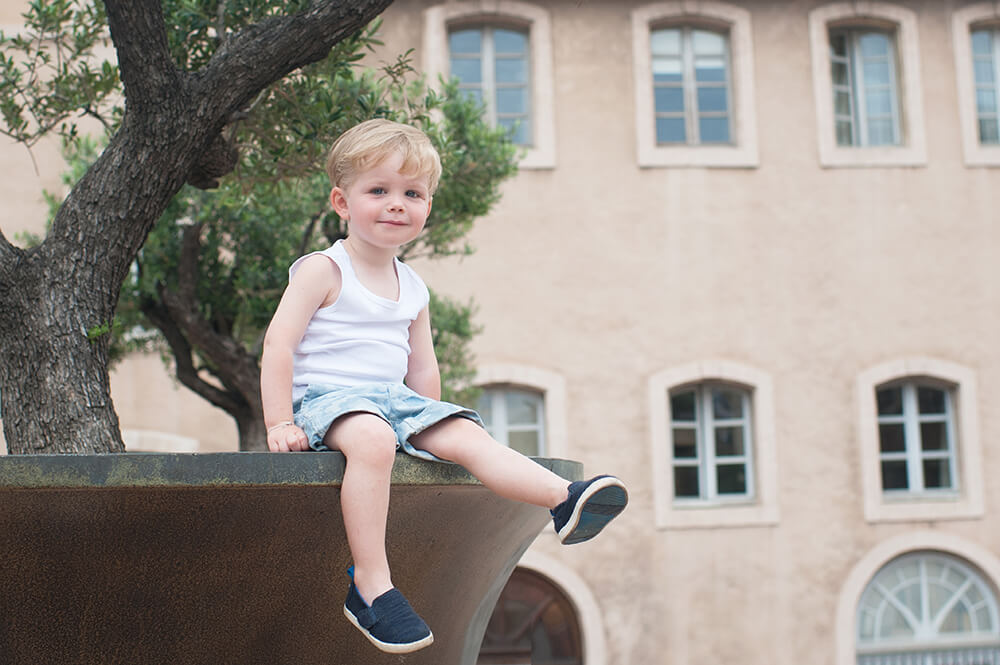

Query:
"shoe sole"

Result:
[[343, 605, 434, 654], [558, 476, 628, 545]]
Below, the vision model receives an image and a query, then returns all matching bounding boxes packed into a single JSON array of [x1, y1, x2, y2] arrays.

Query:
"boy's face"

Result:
[[329, 152, 433, 253]]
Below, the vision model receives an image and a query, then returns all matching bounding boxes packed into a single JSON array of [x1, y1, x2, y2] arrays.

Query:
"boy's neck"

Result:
[[342, 237, 397, 267]]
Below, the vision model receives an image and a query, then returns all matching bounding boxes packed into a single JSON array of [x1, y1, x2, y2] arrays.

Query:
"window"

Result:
[[972, 28, 1000, 145], [423, 1, 555, 168], [649, 361, 778, 529], [953, 6, 1000, 165], [856, 358, 983, 523], [856, 553, 1000, 665], [631, 2, 758, 167], [829, 28, 902, 147], [650, 26, 732, 145], [477, 387, 545, 457], [808, 3, 926, 167], [478, 568, 582, 665], [670, 384, 753, 501], [449, 26, 531, 145], [876, 382, 956, 495]]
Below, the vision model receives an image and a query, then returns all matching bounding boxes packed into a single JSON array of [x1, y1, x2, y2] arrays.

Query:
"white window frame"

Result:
[[837, 533, 1000, 665], [857, 358, 984, 523], [856, 552, 1000, 661], [876, 381, 958, 496], [631, 1, 759, 168], [952, 3, 1000, 167], [423, 1, 556, 169], [829, 27, 902, 147], [670, 383, 754, 503], [808, 2, 927, 167], [474, 363, 566, 460], [477, 386, 546, 457], [649, 360, 778, 529]]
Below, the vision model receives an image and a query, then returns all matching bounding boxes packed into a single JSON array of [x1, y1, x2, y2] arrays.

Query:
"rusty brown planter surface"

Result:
[[0, 452, 582, 665]]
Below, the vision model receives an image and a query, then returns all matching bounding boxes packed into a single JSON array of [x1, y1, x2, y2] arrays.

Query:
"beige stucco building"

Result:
[[3, 1, 1000, 663]]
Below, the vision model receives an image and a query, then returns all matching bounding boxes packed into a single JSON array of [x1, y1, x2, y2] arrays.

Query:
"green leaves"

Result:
[[0, 0, 117, 147]]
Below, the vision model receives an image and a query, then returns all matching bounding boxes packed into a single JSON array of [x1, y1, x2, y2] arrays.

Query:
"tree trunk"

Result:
[[0, 0, 394, 454]]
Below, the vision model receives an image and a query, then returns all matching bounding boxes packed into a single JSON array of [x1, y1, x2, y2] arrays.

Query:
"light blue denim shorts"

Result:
[[292, 382, 484, 462]]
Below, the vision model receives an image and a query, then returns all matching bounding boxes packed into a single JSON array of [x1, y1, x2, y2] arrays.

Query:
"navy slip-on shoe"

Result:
[[343, 567, 433, 654], [552, 475, 628, 545]]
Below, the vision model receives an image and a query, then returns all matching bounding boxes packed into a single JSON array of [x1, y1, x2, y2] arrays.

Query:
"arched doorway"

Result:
[[478, 568, 583, 665]]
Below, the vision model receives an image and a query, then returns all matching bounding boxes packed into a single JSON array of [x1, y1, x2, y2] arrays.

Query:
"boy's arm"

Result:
[[405, 306, 441, 401], [261, 255, 340, 451]]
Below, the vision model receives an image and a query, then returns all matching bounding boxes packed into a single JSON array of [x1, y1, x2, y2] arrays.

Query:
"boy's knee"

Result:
[[330, 414, 397, 465]]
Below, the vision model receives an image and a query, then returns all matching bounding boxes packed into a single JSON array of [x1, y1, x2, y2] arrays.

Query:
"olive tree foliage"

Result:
[[0, 0, 517, 454]]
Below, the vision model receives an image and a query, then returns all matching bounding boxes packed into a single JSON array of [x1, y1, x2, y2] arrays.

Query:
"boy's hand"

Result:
[[267, 424, 309, 452]]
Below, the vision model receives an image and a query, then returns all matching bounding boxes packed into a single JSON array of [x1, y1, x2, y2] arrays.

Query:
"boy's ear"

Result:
[[330, 187, 349, 219]]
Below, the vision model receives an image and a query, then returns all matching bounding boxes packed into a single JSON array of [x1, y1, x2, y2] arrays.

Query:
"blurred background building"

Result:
[[3, 1, 1000, 663]]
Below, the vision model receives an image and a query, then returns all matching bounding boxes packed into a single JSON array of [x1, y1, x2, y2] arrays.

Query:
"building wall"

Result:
[[2, 1, 1000, 663]]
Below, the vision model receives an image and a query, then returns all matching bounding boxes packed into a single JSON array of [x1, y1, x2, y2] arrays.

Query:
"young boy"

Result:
[[260, 118, 627, 654]]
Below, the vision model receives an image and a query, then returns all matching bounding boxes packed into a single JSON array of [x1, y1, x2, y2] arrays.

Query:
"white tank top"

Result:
[[290, 240, 429, 401]]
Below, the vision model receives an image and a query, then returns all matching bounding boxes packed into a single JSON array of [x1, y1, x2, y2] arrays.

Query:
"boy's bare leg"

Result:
[[409, 417, 570, 509], [325, 413, 397, 604]]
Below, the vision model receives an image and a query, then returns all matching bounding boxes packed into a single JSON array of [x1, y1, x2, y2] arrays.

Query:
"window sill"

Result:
[[818, 144, 927, 168], [865, 494, 983, 523], [657, 501, 778, 530], [638, 143, 759, 169]]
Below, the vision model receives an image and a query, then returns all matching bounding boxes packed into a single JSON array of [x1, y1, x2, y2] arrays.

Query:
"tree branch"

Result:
[[140, 297, 242, 414], [193, 0, 394, 117], [103, 0, 178, 107]]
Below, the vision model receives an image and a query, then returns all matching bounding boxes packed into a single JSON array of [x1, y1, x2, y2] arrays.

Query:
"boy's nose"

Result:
[[386, 199, 404, 212]]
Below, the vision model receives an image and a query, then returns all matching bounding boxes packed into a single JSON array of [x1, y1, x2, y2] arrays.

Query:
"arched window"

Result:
[[477, 386, 546, 457], [478, 568, 583, 665], [856, 552, 1000, 664]]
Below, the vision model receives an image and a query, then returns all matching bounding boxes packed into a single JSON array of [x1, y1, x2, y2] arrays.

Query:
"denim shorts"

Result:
[[292, 382, 484, 462]]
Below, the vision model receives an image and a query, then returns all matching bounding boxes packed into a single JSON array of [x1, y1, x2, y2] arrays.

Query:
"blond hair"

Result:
[[325, 119, 442, 194]]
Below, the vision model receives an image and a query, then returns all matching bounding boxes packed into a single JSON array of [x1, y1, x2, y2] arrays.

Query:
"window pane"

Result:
[[974, 59, 996, 85], [498, 116, 530, 144], [656, 116, 686, 143], [671, 391, 696, 421], [866, 88, 893, 115], [695, 57, 727, 83], [692, 30, 726, 55], [830, 32, 848, 57], [920, 422, 948, 451], [459, 87, 483, 106], [716, 464, 747, 494], [505, 391, 539, 425], [835, 90, 852, 116], [712, 389, 744, 419], [971, 30, 993, 56], [507, 430, 540, 457], [496, 87, 528, 114], [494, 29, 527, 54], [449, 29, 481, 54], [496, 57, 527, 84], [977, 88, 998, 114], [867, 118, 896, 146], [879, 423, 905, 453], [697, 86, 728, 112], [653, 57, 683, 82], [832, 61, 849, 86], [836, 120, 853, 146], [981, 118, 1000, 144], [654, 86, 685, 113], [859, 32, 891, 58], [674, 466, 700, 498], [877, 387, 903, 415], [476, 393, 494, 426], [881, 460, 909, 490], [698, 116, 730, 143], [918, 387, 947, 414], [451, 57, 482, 84], [673, 428, 697, 459], [650, 29, 681, 55], [923, 458, 952, 489], [863, 61, 891, 86], [715, 426, 744, 457]]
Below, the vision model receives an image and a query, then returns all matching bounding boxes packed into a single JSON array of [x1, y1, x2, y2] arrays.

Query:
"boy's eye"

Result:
[[406, 190, 422, 198], [370, 187, 386, 195]]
